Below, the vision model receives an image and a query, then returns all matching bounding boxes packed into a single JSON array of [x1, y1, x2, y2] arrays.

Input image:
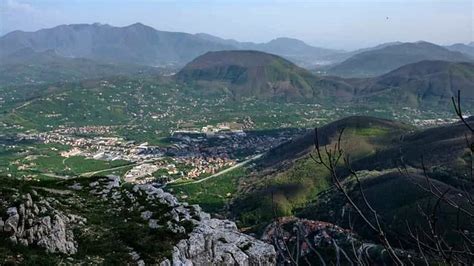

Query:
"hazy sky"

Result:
[[0, 0, 472, 50]]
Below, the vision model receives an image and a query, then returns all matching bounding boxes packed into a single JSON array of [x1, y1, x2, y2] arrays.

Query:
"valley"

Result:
[[0, 67, 469, 264], [0, 20, 473, 265]]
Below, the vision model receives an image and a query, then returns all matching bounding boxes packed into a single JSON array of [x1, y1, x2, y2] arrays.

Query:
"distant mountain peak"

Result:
[[268, 37, 306, 44], [126, 22, 149, 28]]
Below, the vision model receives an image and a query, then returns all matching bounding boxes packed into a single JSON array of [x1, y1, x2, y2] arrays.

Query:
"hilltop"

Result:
[[355, 60, 474, 107], [329, 42, 471, 77], [176, 50, 344, 100], [446, 43, 474, 58]]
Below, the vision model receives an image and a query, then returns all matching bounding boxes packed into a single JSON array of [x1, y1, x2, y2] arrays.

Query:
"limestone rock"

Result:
[[36, 214, 77, 254], [2, 193, 83, 255], [129, 183, 276, 265], [171, 219, 276, 266]]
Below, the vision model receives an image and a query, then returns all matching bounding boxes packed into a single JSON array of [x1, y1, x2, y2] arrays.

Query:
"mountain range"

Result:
[[1, 23, 472, 74], [0, 23, 342, 68], [328, 41, 472, 77], [177, 50, 474, 107], [194, 34, 343, 66], [1, 22, 474, 109], [0, 23, 231, 67]]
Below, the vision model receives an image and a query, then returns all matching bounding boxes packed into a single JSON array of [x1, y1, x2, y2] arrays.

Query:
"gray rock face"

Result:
[[130, 184, 276, 265], [2, 193, 85, 255], [171, 218, 276, 266], [134, 184, 179, 207], [35, 214, 77, 254], [1, 177, 275, 264]]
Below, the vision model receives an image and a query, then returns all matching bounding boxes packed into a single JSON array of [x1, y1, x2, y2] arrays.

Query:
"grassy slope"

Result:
[[223, 116, 473, 241], [168, 167, 247, 213], [226, 116, 409, 231]]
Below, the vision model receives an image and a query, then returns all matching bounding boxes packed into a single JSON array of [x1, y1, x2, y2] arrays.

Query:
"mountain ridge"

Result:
[[0, 23, 341, 67], [176, 50, 474, 107], [329, 41, 472, 77], [3, 23, 473, 70]]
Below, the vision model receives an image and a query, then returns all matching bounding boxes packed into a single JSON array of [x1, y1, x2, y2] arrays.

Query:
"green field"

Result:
[[168, 167, 247, 213], [0, 142, 131, 180]]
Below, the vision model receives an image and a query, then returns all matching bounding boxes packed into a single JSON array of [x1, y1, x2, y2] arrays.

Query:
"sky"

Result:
[[0, 0, 472, 50]]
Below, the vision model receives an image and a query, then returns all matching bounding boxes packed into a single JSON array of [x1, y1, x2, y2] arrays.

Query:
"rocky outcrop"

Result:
[[0, 192, 85, 255], [169, 218, 276, 266], [1, 176, 275, 265], [130, 184, 276, 266]]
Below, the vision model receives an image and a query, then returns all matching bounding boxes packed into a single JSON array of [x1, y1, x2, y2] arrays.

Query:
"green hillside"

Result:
[[208, 116, 474, 245], [0, 48, 164, 86], [177, 50, 314, 100], [177, 50, 474, 109], [329, 42, 471, 77], [229, 116, 411, 229], [357, 60, 474, 107], [176, 50, 355, 101]]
